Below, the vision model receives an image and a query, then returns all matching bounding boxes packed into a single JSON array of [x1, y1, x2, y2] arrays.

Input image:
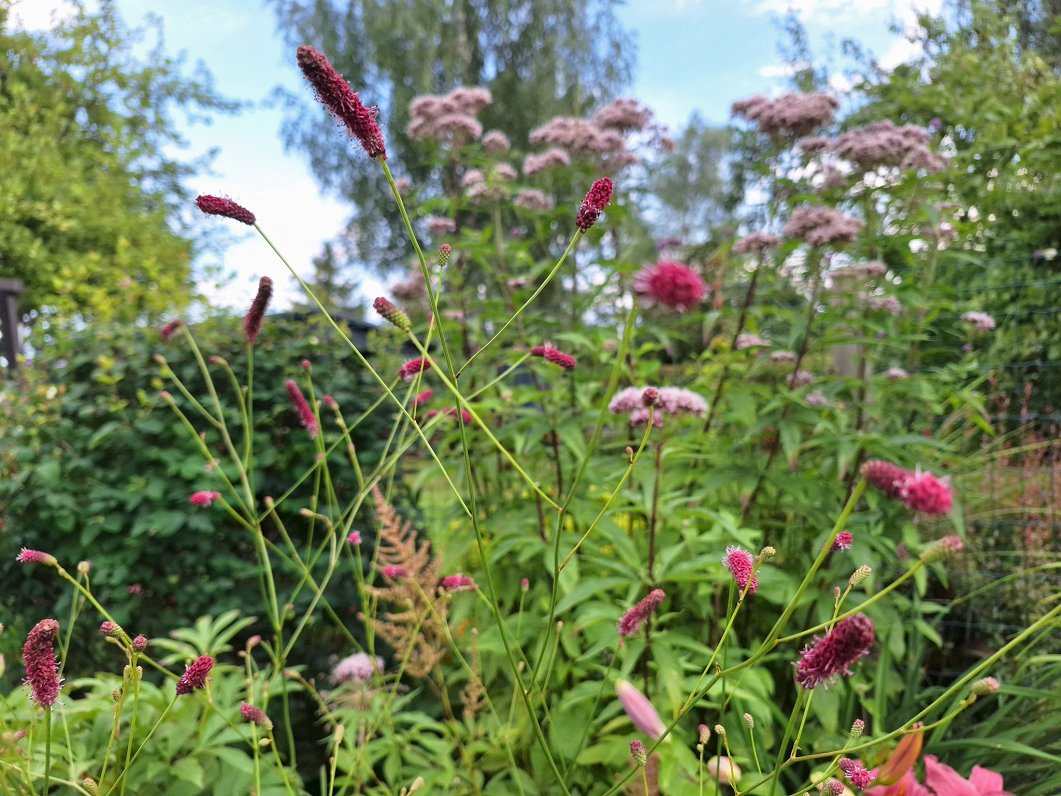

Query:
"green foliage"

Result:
[[0, 0, 234, 326], [0, 314, 388, 680]]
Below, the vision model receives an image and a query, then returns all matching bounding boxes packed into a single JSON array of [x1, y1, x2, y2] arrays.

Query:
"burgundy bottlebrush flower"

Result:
[[531, 344, 577, 370], [195, 195, 256, 225], [132, 635, 148, 653], [22, 619, 61, 706], [861, 459, 909, 499], [373, 296, 412, 332], [175, 655, 214, 695], [440, 573, 477, 591], [795, 614, 875, 689], [900, 469, 953, 515], [615, 679, 666, 740], [189, 491, 221, 507], [576, 177, 613, 232], [617, 589, 666, 638], [839, 758, 873, 789], [16, 549, 57, 567], [244, 276, 273, 343], [285, 380, 318, 438], [632, 261, 707, 312], [296, 45, 386, 159], [240, 702, 273, 731], [398, 357, 432, 382], [832, 531, 854, 552], [723, 546, 759, 595], [159, 319, 182, 341]]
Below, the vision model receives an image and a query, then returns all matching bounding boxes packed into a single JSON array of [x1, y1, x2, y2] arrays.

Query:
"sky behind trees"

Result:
[[10, 0, 940, 310]]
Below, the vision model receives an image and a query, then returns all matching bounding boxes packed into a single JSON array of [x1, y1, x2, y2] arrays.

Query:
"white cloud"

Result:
[[758, 61, 813, 78], [7, 0, 83, 30]]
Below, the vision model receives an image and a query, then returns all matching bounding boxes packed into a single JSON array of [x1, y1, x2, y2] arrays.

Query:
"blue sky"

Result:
[[11, 0, 938, 311]]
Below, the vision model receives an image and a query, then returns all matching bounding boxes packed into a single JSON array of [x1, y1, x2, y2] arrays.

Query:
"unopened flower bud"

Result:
[[834, 586, 841, 600], [438, 243, 452, 265], [920, 535, 964, 564], [850, 718, 865, 739], [132, 635, 148, 653], [82, 777, 99, 794], [641, 387, 659, 407], [971, 676, 1000, 696], [77, 560, 92, 576], [112, 689, 121, 702], [849, 565, 872, 588], [714, 724, 726, 738], [373, 297, 412, 332], [758, 546, 776, 560], [742, 712, 754, 729], [630, 739, 647, 766], [698, 723, 710, 744]]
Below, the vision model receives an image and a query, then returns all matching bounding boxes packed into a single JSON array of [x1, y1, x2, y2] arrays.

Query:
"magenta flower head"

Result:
[[618, 589, 665, 638], [132, 635, 148, 653], [899, 469, 953, 515], [576, 177, 613, 232], [195, 195, 256, 225], [159, 319, 182, 341], [832, 531, 854, 552], [440, 573, 477, 591], [16, 549, 57, 567], [531, 344, 577, 370], [861, 459, 910, 498], [347, 530, 362, 546], [723, 546, 758, 595], [398, 357, 432, 382], [189, 491, 221, 508], [99, 621, 122, 637], [22, 619, 61, 706], [615, 679, 666, 740], [240, 702, 273, 732], [632, 261, 707, 312], [175, 655, 214, 695], [285, 380, 318, 438], [381, 565, 408, 579], [244, 276, 273, 344], [838, 758, 873, 789], [795, 614, 875, 689], [296, 45, 386, 159]]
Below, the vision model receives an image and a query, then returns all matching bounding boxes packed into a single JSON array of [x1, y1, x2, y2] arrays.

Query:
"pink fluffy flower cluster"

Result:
[[594, 98, 652, 132], [731, 92, 839, 138], [632, 261, 707, 312], [784, 205, 864, 247], [609, 386, 708, 428], [961, 311, 996, 332], [861, 460, 954, 515], [407, 87, 492, 142], [529, 115, 625, 156], [828, 120, 948, 172]]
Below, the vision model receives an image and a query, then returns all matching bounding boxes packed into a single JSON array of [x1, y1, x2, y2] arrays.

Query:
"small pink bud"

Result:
[[521, 578, 530, 591], [16, 549, 57, 567], [131, 635, 148, 653], [347, 531, 362, 545]]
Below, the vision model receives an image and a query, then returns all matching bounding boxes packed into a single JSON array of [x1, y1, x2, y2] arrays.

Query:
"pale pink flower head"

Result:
[[482, 130, 510, 154], [425, 216, 457, 237], [615, 679, 666, 740], [784, 205, 863, 247], [632, 261, 707, 312], [961, 311, 996, 333], [732, 92, 838, 137], [175, 655, 214, 695], [608, 386, 644, 414], [189, 491, 221, 508], [886, 367, 909, 380], [788, 369, 815, 388], [900, 469, 953, 515], [735, 333, 771, 350], [16, 549, 57, 567], [795, 614, 875, 689], [332, 652, 384, 684], [723, 546, 758, 595], [732, 231, 780, 254], [296, 45, 386, 158], [22, 618, 61, 706], [440, 573, 477, 591], [522, 148, 571, 176], [514, 188, 555, 213], [617, 589, 665, 638]]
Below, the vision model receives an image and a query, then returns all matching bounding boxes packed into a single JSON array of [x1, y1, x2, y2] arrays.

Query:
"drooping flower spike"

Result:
[[195, 195, 256, 225]]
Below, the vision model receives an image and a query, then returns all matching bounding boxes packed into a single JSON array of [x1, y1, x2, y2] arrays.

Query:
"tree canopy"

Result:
[[0, 0, 234, 329]]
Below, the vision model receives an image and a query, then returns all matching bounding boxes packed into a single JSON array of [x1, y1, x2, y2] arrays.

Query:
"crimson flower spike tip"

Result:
[[195, 195, 256, 225], [576, 177, 613, 232], [244, 276, 273, 343], [175, 655, 214, 695], [285, 380, 318, 439], [296, 45, 386, 159], [795, 613, 875, 689]]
